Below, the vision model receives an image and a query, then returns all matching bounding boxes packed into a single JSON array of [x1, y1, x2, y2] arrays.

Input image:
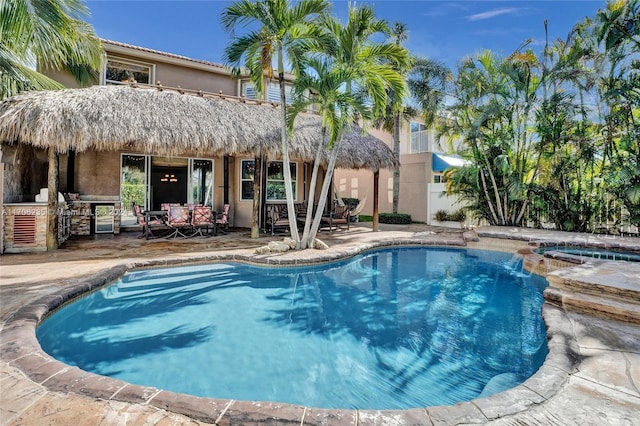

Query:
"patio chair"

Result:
[[320, 205, 350, 232], [215, 204, 230, 234], [191, 206, 214, 237], [132, 203, 166, 239], [161, 203, 180, 212], [266, 204, 290, 235], [166, 205, 192, 238]]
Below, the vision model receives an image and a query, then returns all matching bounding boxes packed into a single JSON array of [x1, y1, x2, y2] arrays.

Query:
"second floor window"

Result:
[[410, 122, 429, 153], [105, 58, 152, 85], [243, 81, 292, 104]]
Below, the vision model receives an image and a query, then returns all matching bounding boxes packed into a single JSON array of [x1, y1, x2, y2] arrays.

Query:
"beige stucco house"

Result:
[[1, 40, 400, 252]]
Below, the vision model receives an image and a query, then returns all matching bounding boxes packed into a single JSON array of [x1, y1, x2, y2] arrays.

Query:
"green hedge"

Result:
[[379, 213, 412, 224]]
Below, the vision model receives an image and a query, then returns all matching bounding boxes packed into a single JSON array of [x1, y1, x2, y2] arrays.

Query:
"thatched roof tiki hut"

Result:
[[0, 85, 397, 252]]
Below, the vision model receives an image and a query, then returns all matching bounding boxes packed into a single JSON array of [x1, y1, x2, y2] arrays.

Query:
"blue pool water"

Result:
[[536, 246, 640, 262], [37, 247, 548, 410]]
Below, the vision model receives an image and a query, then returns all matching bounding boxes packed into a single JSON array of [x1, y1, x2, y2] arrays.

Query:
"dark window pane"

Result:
[[106, 60, 150, 84], [242, 161, 255, 180], [242, 181, 254, 200]]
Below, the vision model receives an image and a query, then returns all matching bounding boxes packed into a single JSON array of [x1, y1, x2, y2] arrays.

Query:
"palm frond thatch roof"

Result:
[[0, 85, 398, 170]]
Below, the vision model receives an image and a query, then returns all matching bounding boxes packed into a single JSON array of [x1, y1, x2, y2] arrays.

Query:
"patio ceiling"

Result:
[[0, 85, 398, 171]]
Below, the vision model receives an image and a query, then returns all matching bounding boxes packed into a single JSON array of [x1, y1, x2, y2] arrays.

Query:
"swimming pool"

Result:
[[37, 247, 548, 410], [536, 246, 640, 262]]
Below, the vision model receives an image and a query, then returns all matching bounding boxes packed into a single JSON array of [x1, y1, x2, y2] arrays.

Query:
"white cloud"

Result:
[[467, 8, 519, 21], [421, 2, 469, 18]]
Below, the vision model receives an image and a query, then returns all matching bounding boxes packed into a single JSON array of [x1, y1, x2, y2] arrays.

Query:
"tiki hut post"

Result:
[[373, 169, 380, 232], [251, 154, 263, 238], [46, 147, 59, 250], [0, 146, 4, 254]]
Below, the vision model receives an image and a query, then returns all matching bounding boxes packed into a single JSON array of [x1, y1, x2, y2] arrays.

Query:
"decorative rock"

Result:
[[313, 239, 329, 250], [254, 245, 270, 255], [268, 241, 290, 253], [283, 237, 297, 249]]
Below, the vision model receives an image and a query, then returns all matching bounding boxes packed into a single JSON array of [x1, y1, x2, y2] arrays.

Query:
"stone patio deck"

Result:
[[1, 224, 639, 425]]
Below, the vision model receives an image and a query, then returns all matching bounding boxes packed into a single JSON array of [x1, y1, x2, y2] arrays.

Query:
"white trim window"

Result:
[[104, 57, 154, 85], [240, 159, 255, 200], [266, 161, 296, 201]]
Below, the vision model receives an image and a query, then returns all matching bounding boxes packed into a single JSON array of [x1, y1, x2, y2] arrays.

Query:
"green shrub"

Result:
[[434, 209, 449, 222], [359, 215, 373, 222], [122, 183, 145, 210], [434, 208, 466, 222], [379, 213, 412, 224], [450, 209, 467, 222]]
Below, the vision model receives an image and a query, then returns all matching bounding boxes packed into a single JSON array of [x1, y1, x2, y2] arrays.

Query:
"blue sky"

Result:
[[86, 0, 606, 70]]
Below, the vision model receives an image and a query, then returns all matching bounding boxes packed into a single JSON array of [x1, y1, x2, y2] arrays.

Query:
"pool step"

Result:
[[545, 262, 640, 324]]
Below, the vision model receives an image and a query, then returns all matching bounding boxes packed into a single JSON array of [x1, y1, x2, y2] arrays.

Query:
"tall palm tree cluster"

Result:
[[221, 0, 414, 248], [439, 0, 640, 232]]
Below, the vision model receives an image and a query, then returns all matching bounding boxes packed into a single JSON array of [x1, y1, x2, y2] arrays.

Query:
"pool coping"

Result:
[[0, 240, 581, 425]]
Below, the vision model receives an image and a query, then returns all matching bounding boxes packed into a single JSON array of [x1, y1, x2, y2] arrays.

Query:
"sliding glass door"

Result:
[[190, 159, 213, 206], [120, 154, 149, 226], [120, 154, 214, 226]]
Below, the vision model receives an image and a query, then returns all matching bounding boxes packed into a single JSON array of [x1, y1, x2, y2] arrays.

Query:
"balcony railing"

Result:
[[410, 130, 432, 153]]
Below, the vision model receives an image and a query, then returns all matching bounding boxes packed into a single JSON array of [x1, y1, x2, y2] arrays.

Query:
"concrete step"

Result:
[[544, 261, 640, 324], [545, 286, 640, 324]]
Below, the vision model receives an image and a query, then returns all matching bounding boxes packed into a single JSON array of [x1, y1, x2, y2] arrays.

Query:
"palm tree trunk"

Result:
[[307, 138, 343, 243], [277, 52, 299, 245], [392, 112, 400, 213], [47, 148, 58, 251], [479, 167, 500, 224], [481, 148, 506, 224], [300, 130, 326, 249]]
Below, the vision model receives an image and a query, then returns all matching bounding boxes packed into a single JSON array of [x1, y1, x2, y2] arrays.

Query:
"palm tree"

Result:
[[596, 0, 640, 51], [288, 58, 370, 248], [0, 0, 103, 99], [1, 0, 103, 250], [221, 0, 331, 243], [288, 3, 407, 248], [375, 53, 449, 214], [442, 48, 541, 226], [388, 22, 409, 214]]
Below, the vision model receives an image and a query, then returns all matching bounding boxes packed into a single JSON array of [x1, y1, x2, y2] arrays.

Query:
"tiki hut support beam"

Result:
[[0, 147, 4, 254], [251, 154, 263, 238], [223, 155, 230, 205], [47, 148, 59, 251], [67, 150, 75, 192], [373, 170, 380, 232]]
